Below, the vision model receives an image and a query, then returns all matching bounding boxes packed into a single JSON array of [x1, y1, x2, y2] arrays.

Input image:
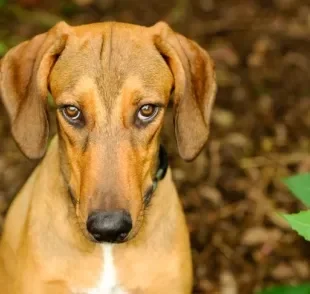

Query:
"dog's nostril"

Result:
[[93, 233, 102, 240], [118, 232, 129, 241], [86, 210, 132, 243]]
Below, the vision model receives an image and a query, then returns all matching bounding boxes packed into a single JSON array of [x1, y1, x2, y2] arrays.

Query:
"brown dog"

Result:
[[0, 21, 216, 293]]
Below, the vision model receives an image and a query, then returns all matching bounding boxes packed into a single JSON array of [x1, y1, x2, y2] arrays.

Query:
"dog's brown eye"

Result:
[[64, 106, 80, 119], [137, 104, 159, 122], [61, 105, 84, 126]]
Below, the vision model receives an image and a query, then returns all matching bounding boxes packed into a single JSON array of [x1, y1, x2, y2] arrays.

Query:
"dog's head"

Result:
[[0, 21, 216, 243]]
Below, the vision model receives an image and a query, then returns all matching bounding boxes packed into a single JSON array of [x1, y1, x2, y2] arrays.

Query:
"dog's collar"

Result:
[[151, 145, 169, 193]]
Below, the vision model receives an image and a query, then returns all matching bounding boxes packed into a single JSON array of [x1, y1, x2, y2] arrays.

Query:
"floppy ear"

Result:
[[152, 22, 217, 161], [0, 21, 70, 159]]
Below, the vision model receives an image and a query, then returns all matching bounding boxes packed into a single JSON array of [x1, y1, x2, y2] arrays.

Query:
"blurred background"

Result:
[[0, 0, 309, 293]]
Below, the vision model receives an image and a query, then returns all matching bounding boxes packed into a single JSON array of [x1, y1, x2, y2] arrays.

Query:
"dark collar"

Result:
[[143, 145, 168, 206], [152, 145, 169, 193]]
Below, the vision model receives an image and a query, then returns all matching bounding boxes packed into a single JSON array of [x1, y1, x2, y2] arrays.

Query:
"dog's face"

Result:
[[49, 24, 174, 241], [0, 22, 216, 243]]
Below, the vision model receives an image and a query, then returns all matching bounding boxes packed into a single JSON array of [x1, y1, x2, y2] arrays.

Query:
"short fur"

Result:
[[0, 21, 216, 293]]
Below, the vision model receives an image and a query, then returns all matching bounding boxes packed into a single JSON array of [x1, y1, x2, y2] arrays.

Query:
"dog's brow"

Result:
[[70, 77, 97, 98], [131, 92, 163, 105], [131, 92, 144, 105], [121, 76, 164, 105]]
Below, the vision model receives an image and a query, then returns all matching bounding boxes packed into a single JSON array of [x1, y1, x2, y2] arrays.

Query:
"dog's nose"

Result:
[[86, 210, 132, 243]]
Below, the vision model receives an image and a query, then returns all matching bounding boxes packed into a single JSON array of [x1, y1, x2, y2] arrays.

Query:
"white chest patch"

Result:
[[74, 244, 127, 294]]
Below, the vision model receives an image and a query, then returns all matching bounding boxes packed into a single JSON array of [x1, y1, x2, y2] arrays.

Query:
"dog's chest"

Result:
[[73, 245, 128, 294]]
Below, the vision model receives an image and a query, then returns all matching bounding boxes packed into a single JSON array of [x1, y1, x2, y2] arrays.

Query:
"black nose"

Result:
[[86, 210, 132, 243]]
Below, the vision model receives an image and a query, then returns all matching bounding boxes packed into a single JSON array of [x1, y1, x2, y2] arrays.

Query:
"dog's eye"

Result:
[[64, 106, 80, 119], [137, 104, 159, 123], [61, 105, 84, 126]]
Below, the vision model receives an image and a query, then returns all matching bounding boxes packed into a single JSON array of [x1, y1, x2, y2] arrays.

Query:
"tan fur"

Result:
[[0, 21, 216, 293]]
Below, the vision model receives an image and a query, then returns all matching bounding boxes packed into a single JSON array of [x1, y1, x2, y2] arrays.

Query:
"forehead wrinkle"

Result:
[[97, 27, 125, 113], [108, 23, 113, 70], [95, 69, 117, 115]]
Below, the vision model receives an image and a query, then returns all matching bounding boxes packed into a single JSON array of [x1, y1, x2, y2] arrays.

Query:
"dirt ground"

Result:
[[0, 0, 310, 293]]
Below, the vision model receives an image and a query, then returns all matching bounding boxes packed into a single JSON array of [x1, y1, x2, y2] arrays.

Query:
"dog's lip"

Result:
[[87, 232, 130, 244]]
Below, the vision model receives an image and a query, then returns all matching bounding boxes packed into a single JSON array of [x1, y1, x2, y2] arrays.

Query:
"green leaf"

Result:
[[47, 92, 56, 108], [283, 173, 310, 207], [283, 211, 310, 241], [0, 41, 8, 57], [258, 284, 310, 294]]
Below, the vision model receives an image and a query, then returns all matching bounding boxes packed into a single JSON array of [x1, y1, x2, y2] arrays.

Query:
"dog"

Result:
[[0, 21, 216, 293]]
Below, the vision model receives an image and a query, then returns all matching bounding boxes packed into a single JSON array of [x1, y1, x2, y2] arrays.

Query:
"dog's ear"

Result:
[[0, 21, 70, 159], [152, 22, 217, 161]]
